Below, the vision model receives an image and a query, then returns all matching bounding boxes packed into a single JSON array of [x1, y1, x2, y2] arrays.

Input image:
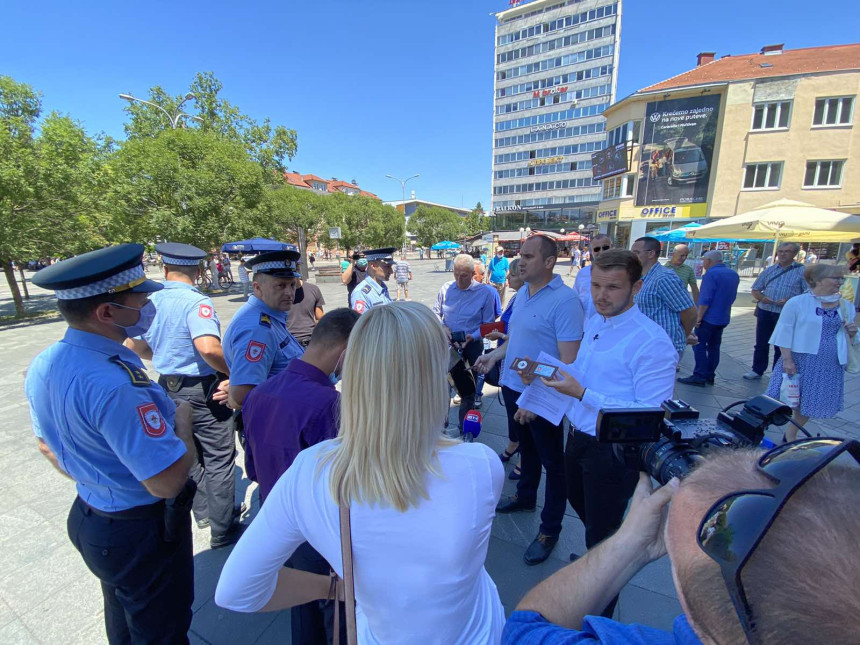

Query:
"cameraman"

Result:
[[340, 250, 367, 306], [504, 444, 860, 644]]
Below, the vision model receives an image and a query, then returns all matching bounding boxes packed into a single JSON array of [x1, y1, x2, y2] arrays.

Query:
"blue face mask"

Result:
[[110, 300, 157, 337], [329, 351, 345, 385]]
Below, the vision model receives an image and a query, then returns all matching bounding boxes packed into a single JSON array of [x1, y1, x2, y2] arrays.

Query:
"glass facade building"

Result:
[[491, 0, 622, 231]]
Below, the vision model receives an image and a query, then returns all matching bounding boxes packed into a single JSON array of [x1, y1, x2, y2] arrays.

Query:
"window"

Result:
[[742, 163, 782, 190], [804, 160, 844, 188], [813, 97, 854, 126], [751, 101, 791, 131], [601, 173, 635, 200]]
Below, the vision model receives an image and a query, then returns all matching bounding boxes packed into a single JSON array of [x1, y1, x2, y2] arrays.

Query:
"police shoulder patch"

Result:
[[110, 355, 151, 387], [259, 313, 272, 327], [361, 284, 372, 294]]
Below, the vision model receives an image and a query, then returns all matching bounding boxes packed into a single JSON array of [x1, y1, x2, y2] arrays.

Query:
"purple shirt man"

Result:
[[242, 359, 339, 503]]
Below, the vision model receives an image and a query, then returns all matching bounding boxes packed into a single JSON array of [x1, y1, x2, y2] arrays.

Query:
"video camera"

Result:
[[597, 395, 793, 485]]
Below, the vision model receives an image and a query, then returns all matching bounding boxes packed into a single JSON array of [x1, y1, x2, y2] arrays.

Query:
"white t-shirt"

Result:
[[216, 440, 505, 644]]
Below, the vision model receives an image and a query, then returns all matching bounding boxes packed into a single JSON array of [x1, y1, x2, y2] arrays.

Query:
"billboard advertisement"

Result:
[[635, 95, 720, 206], [591, 142, 631, 181]]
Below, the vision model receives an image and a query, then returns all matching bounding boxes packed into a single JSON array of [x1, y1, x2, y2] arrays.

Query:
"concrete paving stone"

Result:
[[0, 618, 41, 644], [0, 597, 15, 629], [617, 583, 682, 633], [629, 556, 678, 599], [191, 597, 279, 645], [252, 611, 293, 645], [0, 517, 68, 580], [189, 629, 215, 645], [192, 546, 234, 612], [19, 573, 103, 643], [0, 544, 89, 615], [0, 504, 52, 544], [67, 618, 109, 645], [485, 535, 566, 612]]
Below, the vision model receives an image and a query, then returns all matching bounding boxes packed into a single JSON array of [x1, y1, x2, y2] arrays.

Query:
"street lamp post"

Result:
[[119, 92, 203, 129], [385, 173, 420, 203]]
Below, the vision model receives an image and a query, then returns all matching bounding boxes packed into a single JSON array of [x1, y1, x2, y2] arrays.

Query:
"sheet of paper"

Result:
[[514, 352, 577, 425]]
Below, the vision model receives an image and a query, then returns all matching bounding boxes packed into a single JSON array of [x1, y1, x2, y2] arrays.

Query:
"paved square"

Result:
[[1, 256, 856, 643]]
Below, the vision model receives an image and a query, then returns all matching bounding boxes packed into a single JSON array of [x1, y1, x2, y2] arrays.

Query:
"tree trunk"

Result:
[[297, 227, 309, 282], [18, 266, 30, 299], [1, 259, 26, 317]]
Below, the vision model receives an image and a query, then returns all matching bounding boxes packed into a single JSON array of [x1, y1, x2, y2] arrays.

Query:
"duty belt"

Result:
[[161, 373, 217, 393], [78, 497, 164, 521]]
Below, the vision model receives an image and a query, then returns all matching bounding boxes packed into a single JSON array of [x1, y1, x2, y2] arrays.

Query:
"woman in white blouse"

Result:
[[216, 301, 505, 644], [766, 264, 859, 441]]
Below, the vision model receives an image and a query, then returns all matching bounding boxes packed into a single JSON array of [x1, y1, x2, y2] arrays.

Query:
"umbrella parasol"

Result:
[[431, 241, 461, 250], [221, 238, 297, 253]]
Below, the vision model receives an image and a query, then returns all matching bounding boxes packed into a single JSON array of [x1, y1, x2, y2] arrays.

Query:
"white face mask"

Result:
[[815, 293, 841, 303]]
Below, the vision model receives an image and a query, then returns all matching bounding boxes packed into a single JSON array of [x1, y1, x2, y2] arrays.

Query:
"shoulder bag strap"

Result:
[[762, 263, 801, 290], [339, 502, 358, 645]]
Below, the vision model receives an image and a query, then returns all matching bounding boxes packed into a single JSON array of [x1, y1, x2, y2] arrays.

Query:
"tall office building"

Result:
[[491, 0, 622, 231]]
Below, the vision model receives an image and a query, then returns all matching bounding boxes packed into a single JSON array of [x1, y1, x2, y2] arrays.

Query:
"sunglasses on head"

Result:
[[592, 245, 610, 252], [697, 438, 860, 644]]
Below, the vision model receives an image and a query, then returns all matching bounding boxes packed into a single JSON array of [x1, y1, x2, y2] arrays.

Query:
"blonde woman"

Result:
[[766, 264, 859, 441], [216, 302, 505, 643]]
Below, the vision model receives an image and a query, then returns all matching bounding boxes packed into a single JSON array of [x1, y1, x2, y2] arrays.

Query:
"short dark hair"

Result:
[[309, 308, 360, 347], [530, 234, 558, 261], [163, 263, 198, 280], [635, 236, 661, 254], [57, 292, 126, 325], [592, 249, 642, 285]]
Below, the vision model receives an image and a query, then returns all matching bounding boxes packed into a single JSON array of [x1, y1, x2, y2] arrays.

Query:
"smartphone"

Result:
[[451, 331, 467, 343], [532, 363, 558, 379], [480, 321, 506, 337]]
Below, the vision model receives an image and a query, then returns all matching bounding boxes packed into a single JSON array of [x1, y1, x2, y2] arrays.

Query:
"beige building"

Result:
[[593, 43, 860, 252]]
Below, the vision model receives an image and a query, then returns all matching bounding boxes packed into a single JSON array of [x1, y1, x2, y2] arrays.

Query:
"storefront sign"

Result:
[[530, 122, 567, 133], [528, 155, 564, 167], [533, 86, 568, 98], [597, 209, 618, 221], [615, 203, 709, 220]]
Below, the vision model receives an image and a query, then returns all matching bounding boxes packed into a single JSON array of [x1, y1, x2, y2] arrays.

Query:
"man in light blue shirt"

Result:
[[488, 246, 510, 305], [434, 254, 498, 424], [223, 250, 305, 410], [350, 247, 396, 314], [126, 242, 242, 548], [475, 235, 584, 565]]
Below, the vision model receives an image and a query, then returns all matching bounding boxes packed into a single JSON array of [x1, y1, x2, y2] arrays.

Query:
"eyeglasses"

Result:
[[697, 438, 860, 643], [591, 245, 610, 252]]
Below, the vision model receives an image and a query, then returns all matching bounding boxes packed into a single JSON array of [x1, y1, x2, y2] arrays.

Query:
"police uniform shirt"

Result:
[[222, 294, 304, 386], [25, 328, 187, 512], [141, 281, 222, 377], [350, 275, 392, 314]]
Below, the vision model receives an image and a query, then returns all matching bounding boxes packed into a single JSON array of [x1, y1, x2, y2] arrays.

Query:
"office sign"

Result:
[[530, 121, 566, 133], [528, 155, 564, 167], [591, 142, 631, 180], [635, 95, 721, 206]]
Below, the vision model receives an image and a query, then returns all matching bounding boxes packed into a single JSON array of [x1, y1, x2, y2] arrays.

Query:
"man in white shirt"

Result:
[[573, 235, 612, 321], [541, 249, 677, 617]]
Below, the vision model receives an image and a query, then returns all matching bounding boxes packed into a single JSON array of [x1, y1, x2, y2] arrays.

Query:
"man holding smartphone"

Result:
[[433, 254, 498, 428]]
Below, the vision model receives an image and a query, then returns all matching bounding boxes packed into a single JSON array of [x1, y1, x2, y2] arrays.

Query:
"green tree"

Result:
[[408, 205, 464, 250], [319, 194, 405, 252], [463, 201, 487, 236], [0, 76, 110, 316], [123, 71, 297, 175], [107, 128, 267, 250]]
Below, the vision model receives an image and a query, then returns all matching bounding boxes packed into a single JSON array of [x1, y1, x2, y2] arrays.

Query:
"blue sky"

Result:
[[3, 0, 857, 211]]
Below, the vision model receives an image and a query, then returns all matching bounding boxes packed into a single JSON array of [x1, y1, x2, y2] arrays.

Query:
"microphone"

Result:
[[462, 410, 482, 443]]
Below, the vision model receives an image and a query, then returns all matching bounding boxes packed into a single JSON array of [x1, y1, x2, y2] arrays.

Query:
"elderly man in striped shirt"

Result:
[[631, 237, 698, 358]]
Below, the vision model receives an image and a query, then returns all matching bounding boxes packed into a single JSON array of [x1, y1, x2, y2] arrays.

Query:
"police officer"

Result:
[[222, 250, 304, 410], [24, 244, 198, 644], [350, 247, 396, 314], [125, 242, 244, 549]]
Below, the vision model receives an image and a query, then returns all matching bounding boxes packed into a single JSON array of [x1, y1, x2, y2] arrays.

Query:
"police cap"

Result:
[[31, 243, 163, 300], [245, 250, 301, 278], [364, 248, 397, 265], [155, 242, 207, 266]]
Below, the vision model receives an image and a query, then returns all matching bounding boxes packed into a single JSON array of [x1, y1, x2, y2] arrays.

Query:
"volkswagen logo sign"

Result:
[[650, 112, 662, 123]]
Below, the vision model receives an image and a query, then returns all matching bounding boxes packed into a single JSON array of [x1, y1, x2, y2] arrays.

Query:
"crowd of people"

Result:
[[21, 232, 860, 645]]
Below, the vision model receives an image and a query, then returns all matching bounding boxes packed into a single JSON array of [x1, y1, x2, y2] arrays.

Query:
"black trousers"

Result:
[[565, 429, 638, 618], [288, 542, 347, 645], [67, 497, 194, 644], [502, 386, 567, 537], [452, 340, 483, 428], [752, 308, 782, 375], [160, 376, 236, 538]]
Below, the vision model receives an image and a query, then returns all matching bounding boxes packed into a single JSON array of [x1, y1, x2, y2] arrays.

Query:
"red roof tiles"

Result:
[[639, 43, 860, 93]]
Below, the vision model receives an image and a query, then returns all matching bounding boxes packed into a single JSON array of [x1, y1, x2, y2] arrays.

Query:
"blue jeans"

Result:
[[692, 321, 727, 380]]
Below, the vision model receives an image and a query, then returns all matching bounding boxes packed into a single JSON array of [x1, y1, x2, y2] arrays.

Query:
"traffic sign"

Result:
[[329, 227, 342, 239]]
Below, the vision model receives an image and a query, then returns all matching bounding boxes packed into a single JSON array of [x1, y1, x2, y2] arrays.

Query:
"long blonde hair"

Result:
[[321, 301, 455, 511]]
